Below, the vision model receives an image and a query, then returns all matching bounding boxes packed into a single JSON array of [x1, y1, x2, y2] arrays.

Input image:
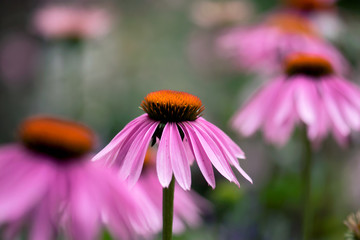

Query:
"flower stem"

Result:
[[163, 176, 175, 240], [302, 131, 313, 240]]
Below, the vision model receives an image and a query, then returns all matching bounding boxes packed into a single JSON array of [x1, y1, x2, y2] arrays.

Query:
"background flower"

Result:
[[0, 116, 160, 240]]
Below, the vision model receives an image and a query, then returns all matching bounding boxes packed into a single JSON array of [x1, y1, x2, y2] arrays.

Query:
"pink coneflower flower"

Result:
[[231, 52, 360, 147], [137, 149, 211, 234], [93, 90, 252, 190], [218, 13, 346, 74], [32, 5, 111, 40], [0, 116, 159, 240]]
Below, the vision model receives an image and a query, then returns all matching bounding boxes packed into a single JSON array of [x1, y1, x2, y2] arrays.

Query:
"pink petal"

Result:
[[271, 79, 297, 125], [320, 79, 350, 136], [231, 79, 283, 137], [92, 114, 149, 164], [307, 97, 329, 143], [332, 78, 360, 110], [327, 79, 360, 130], [0, 153, 53, 223], [185, 122, 239, 186], [169, 123, 192, 190], [121, 121, 158, 186], [66, 167, 100, 240], [156, 123, 173, 188], [294, 77, 318, 125], [197, 120, 252, 183], [180, 123, 215, 188], [197, 118, 243, 165], [29, 200, 54, 240], [198, 118, 244, 159]]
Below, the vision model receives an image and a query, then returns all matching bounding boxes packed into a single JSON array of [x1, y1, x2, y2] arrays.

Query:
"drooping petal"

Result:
[[189, 121, 239, 186], [0, 151, 53, 223], [198, 118, 245, 159], [195, 119, 253, 184], [295, 77, 318, 125], [180, 123, 215, 188], [320, 79, 350, 136], [92, 114, 149, 165], [29, 199, 55, 240], [231, 79, 283, 137], [156, 123, 173, 188], [169, 123, 191, 190], [332, 77, 360, 111], [120, 121, 158, 186], [263, 79, 297, 146], [327, 78, 360, 130], [66, 167, 101, 240]]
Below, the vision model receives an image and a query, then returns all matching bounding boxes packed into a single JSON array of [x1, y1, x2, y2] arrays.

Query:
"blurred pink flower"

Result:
[[231, 52, 360, 147], [217, 13, 347, 74], [32, 5, 111, 40], [0, 116, 159, 240], [93, 90, 252, 190], [137, 149, 211, 234]]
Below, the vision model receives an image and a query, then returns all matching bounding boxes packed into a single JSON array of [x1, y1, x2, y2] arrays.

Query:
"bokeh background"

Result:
[[1, 0, 360, 239]]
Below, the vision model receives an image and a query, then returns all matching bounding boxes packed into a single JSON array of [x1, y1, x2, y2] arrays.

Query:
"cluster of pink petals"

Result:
[[0, 144, 160, 240], [93, 114, 252, 190], [138, 161, 211, 234], [217, 18, 347, 75], [231, 71, 360, 147], [33, 5, 111, 40]]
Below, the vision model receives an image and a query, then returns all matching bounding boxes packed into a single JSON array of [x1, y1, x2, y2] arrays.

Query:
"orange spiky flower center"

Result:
[[20, 116, 95, 159], [140, 90, 204, 122], [267, 14, 317, 36], [283, 0, 334, 11], [284, 53, 334, 77]]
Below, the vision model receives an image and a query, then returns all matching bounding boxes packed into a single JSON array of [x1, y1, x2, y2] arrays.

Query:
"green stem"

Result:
[[163, 176, 175, 240], [302, 131, 313, 240]]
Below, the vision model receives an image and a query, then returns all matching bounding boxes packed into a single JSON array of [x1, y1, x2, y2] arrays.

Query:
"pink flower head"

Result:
[[32, 5, 111, 40], [232, 52, 360, 147], [218, 13, 346, 74], [0, 116, 160, 240], [137, 148, 211, 234], [93, 90, 252, 190]]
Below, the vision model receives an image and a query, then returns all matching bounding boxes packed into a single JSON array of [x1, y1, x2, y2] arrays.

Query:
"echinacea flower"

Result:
[[93, 90, 252, 190], [32, 5, 111, 40], [344, 210, 360, 240], [217, 13, 346, 74], [0, 116, 159, 240], [231, 52, 360, 147], [137, 148, 211, 234]]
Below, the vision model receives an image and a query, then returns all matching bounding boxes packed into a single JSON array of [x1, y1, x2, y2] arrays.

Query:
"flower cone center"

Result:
[[267, 14, 317, 36], [20, 116, 94, 159], [284, 53, 334, 77], [141, 90, 204, 122]]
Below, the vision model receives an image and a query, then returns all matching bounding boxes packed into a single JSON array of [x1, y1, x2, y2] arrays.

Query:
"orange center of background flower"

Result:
[[283, 0, 334, 11], [20, 116, 94, 159], [267, 14, 317, 36], [141, 90, 204, 122], [284, 53, 334, 77]]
